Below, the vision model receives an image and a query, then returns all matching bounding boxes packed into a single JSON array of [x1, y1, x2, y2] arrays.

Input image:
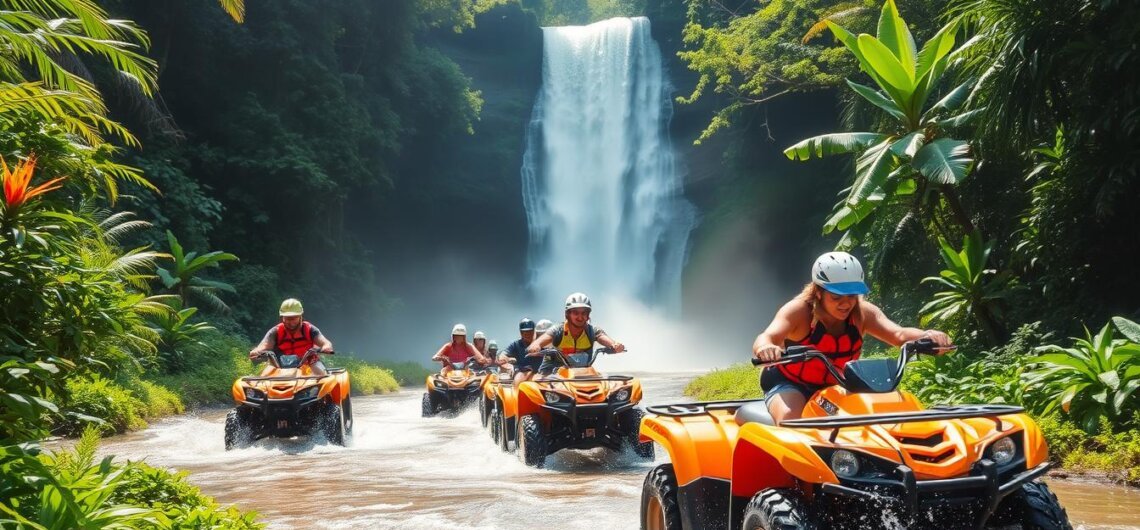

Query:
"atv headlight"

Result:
[[297, 386, 320, 400], [612, 388, 631, 402], [830, 450, 860, 478], [543, 391, 563, 404], [243, 388, 265, 401], [991, 436, 1017, 466]]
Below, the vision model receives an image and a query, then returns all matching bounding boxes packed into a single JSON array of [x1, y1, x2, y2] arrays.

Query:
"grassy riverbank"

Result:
[[683, 364, 1140, 486]]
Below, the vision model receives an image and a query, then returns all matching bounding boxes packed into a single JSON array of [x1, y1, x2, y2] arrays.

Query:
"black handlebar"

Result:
[[749, 338, 952, 373]]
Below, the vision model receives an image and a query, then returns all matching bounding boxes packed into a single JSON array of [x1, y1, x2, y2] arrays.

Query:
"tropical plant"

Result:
[[0, 0, 158, 147], [0, 428, 157, 528], [148, 300, 216, 374], [783, 0, 981, 245], [1023, 317, 1140, 432], [919, 231, 1015, 344], [155, 230, 238, 312], [906, 353, 1022, 406]]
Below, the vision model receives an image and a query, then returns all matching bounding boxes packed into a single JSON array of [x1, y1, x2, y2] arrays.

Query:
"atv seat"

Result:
[[734, 401, 776, 426]]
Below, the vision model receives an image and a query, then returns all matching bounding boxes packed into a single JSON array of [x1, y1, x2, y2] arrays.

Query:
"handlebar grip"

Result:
[[751, 358, 763, 366]]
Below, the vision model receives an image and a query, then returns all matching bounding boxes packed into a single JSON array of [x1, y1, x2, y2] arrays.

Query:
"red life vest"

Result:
[[275, 322, 314, 355], [779, 315, 862, 386], [442, 342, 473, 364]]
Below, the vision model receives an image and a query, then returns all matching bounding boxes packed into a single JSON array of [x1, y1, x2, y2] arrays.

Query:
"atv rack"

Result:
[[780, 404, 1024, 428], [646, 398, 762, 417], [535, 375, 634, 384], [241, 375, 326, 382]]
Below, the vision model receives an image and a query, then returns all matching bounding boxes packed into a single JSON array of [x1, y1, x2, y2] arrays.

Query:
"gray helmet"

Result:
[[564, 292, 592, 312]]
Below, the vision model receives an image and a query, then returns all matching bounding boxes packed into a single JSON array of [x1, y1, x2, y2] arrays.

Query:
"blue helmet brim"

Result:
[[820, 281, 869, 295]]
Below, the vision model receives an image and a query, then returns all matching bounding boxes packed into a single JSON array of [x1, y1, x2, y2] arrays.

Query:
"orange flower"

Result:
[[2, 156, 64, 209]]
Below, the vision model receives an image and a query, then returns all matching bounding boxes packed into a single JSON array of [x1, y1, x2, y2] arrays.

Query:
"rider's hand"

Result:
[[526, 343, 540, 354], [611, 342, 625, 353], [753, 344, 784, 363], [248, 350, 262, 360], [922, 330, 953, 351], [319, 345, 333, 353]]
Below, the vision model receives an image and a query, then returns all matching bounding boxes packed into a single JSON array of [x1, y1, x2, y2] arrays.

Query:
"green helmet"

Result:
[[279, 298, 304, 317]]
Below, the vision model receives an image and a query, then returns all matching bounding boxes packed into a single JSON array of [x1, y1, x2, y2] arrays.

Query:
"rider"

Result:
[[473, 331, 488, 358], [431, 324, 488, 372], [502, 318, 540, 383], [248, 298, 334, 376], [527, 293, 624, 377], [751, 252, 952, 424]]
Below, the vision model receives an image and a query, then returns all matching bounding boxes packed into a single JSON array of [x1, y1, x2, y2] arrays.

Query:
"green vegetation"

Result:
[[683, 363, 762, 401], [1, 428, 262, 528], [678, 0, 1139, 485]]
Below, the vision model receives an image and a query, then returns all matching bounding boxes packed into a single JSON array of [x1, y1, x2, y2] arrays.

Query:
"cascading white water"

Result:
[[521, 17, 695, 313]]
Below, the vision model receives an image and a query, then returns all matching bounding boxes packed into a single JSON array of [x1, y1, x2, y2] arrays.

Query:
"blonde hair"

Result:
[[797, 282, 863, 326]]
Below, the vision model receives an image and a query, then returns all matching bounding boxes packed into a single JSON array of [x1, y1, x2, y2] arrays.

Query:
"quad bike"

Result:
[[638, 339, 1070, 530], [488, 366, 521, 453], [508, 347, 654, 467], [226, 349, 352, 449], [422, 359, 484, 417], [477, 363, 509, 428]]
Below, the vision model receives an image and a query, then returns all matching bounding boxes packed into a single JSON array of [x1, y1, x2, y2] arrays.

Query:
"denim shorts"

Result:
[[760, 366, 824, 404]]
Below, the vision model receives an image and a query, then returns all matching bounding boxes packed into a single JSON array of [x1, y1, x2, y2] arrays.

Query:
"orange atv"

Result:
[[422, 360, 484, 417], [487, 367, 520, 452], [508, 347, 654, 467], [226, 349, 352, 449], [638, 339, 1070, 530]]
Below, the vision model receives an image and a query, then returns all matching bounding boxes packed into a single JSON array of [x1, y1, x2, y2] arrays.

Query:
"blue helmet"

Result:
[[519, 318, 536, 332]]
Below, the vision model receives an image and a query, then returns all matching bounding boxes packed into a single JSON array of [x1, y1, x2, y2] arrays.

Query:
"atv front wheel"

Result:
[[1021, 481, 1071, 530], [321, 403, 347, 446], [517, 413, 547, 468], [498, 410, 512, 452], [641, 464, 682, 530], [343, 396, 354, 435], [421, 392, 435, 417], [742, 488, 815, 530], [224, 409, 252, 450], [489, 407, 502, 447], [479, 396, 489, 428], [621, 408, 655, 460]]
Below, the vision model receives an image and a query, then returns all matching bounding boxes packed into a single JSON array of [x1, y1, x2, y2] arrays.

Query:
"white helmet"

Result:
[[473, 331, 486, 341], [564, 292, 592, 312], [451, 323, 467, 336], [535, 319, 554, 333], [811, 252, 869, 295]]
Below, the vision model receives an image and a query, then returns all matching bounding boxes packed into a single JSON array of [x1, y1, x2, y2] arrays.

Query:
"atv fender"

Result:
[[1001, 415, 1049, 468], [639, 414, 736, 486], [732, 422, 837, 498], [498, 385, 518, 420], [516, 382, 546, 420]]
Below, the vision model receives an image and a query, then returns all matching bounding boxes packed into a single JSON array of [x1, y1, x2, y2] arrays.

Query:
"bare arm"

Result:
[[467, 342, 489, 365], [527, 332, 554, 354], [861, 301, 952, 348], [752, 299, 810, 362], [314, 334, 333, 352], [594, 331, 624, 353]]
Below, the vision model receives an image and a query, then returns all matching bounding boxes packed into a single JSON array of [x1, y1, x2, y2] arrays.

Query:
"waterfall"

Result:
[[520, 17, 695, 314]]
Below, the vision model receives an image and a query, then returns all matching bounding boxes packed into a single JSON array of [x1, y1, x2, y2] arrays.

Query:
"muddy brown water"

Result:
[[96, 374, 1140, 529]]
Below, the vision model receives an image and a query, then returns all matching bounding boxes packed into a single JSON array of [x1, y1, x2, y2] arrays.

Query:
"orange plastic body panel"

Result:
[[425, 368, 478, 393], [231, 365, 349, 405], [515, 371, 642, 427], [642, 385, 1051, 500]]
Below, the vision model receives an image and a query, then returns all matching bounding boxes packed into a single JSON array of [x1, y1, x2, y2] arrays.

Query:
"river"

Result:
[[96, 374, 1139, 529]]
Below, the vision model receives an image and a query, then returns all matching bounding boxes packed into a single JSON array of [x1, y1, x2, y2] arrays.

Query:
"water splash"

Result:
[[521, 17, 695, 313]]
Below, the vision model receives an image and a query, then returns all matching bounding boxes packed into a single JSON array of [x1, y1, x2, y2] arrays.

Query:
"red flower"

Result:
[[2, 156, 64, 210]]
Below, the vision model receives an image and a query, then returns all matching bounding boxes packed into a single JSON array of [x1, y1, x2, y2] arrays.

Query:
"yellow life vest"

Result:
[[557, 324, 595, 353]]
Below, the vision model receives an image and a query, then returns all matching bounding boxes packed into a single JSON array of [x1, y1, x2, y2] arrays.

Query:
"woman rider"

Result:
[[431, 324, 488, 373], [752, 252, 952, 424]]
